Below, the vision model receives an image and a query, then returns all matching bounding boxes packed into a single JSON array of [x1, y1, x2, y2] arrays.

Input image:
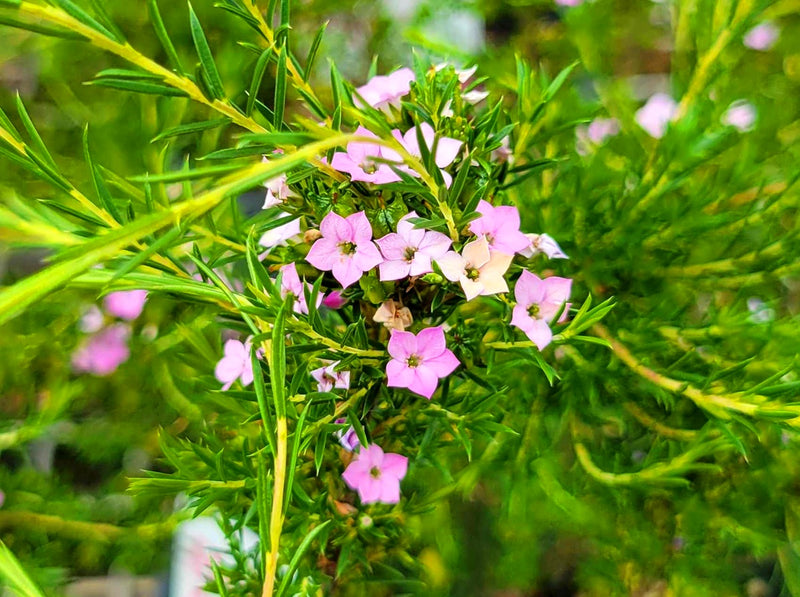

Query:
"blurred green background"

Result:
[[2, 0, 800, 595]]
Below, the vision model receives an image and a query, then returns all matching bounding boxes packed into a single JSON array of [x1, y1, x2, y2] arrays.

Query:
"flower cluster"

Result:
[[72, 290, 148, 376]]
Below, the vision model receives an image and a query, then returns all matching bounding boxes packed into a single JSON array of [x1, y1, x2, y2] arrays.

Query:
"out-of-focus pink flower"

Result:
[[511, 271, 572, 350], [306, 211, 383, 288], [215, 338, 256, 391], [520, 233, 569, 260], [373, 299, 413, 331], [386, 326, 459, 399], [576, 117, 620, 154], [330, 127, 402, 184], [437, 236, 513, 301], [334, 418, 360, 452], [556, 0, 583, 6], [259, 218, 301, 250], [375, 212, 451, 281], [261, 155, 295, 209], [355, 68, 415, 112], [389, 123, 463, 187], [491, 136, 513, 164], [79, 305, 105, 333], [322, 290, 347, 309], [743, 22, 779, 51], [468, 200, 530, 255], [723, 100, 757, 132], [342, 444, 408, 504], [104, 290, 147, 320], [311, 361, 350, 392], [279, 263, 322, 315], [72, 324, 131, 376], [635, 93, 677, 139]]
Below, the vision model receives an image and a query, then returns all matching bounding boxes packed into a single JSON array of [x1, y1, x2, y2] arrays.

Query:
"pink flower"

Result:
[[104, 290, 147, 320], [556, 0, 583, 6], [330, 127, 401, 184], [311, 361, 350, 392], [390, 123, 463, 187], [635, 93, 677, 139], [437, 236, 513, 301], [723, 100, 756, 132], [259, 218, 301, 250], [520, 233, 569, 260], [215, 338, 256, 390], [322, 290, 347, 309], [576, 117, 620, 154], [743, 23, 778, 51], [491, 136, 513, 164], [306, 211, 383, 288], [511, 271, 572, 350], [334, 418, 360, 452], [386, 326, 459, 399], [72, 324, 131, 376], [373, 299, 413, 331], [468, 200, 530, 255], [355, 68, 415, 112], [342, 444, 408, 504], [279, 263, 322, 315], [261, 156, 295, 209], [79, 305, 104, 333], [375, 211, 452, 280]]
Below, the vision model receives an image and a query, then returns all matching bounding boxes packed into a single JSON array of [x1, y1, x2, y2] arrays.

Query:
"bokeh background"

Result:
[[2, 0, 800, 595]]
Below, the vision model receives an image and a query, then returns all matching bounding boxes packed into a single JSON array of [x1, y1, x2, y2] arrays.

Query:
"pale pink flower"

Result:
[[743, 23, 779, 51], [355, 68, 415, 112], [311, 361, 350, 392], [556, 0, 583, 6], [511, 271, 572, 350], [322, 290, 347, 309], [576, 117, 620, 154], [386, 326, 459, 399], [390, 123, 463, 187], [375, 211, 452, 280], [72, 324, 131, 376], [468, 200, 530, 255], [635, 93, 677, 139], [330, 127, 401, 184], [723, 100, 757, 132], [261, 155, 295, 209], [342, 444, 408, 504], [279, 263, 322, 315], [306, 211, 383, 288], [259, 218, 301, 250], [491, 136, 513, 164], [104, 290, 147, 320], [79, 305, 104, 333], [215, 338, 256, 391], [437, 236, 513, 301], [520, 233, 569, 260], [373, 299, 413, 331], [334, 418, 360, 452]]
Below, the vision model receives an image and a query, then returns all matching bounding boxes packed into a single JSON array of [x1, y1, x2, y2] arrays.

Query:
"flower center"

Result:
[[403, 246, 418, 262], [465, 266, 480, 280], [360, 160, 378, 174], [528, 303, 541, 318], [339, 241, 356, 255], [370, 466, 382, 479], [406, 354, 422, 368]]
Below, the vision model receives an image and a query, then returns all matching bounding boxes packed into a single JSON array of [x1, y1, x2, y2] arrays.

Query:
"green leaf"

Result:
[[303, 21, 327, 82], [283, 405, 310, 511], [148, 0, 185, 73], [274, 41, 288, 129], [152, 117, 231, 142], [275, 521, 331, 597], [252, 343, 277, 457], [83, 126, 124, 223], [271, 297, 290, 419], [15, 93, 57, 171], [247, 48, 272, 117], [51, 0, 121, 41], [188, 1, 225, 99], [128, 163, 243, 183], [0, 12, 84, 39], [0, 540, 46, 597], [87, 77, 189, 97]]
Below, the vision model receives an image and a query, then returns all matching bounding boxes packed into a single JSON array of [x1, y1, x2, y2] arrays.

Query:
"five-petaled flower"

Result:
[[104, 290, 148, 321], [355, 68, 415, 112], [330, 126, 401, 184], [215, 338, 257, 391], [259, 218, 301, 250], [279, 262, 321, 315], [261, 154, 295, 209], [390, 123, 463, 187], [306, 211, 383, 288], [468, 200, 530, 255], [373, 299, 413, 331], [311, 361, 351, 392], [386, 326, 460, 399], [510, 270, 572, 350], [375, 211, 451, 280], [520, 233, 569, 260], [437, 236, 513, 301], [342, 444, 408, 504]]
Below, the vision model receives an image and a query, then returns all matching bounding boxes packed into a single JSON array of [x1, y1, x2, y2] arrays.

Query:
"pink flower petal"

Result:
[[347, 211, 374, 244], [425, 351, 460, 378], [319, 211, 351, 243], [416, 326, 446, 359], [525, 319, 554, 351], [379, 260, 412, 281], [409, 366, 440, 399], [434, 137, 463, 168], [381, 453, 408, 479], [387, 330, 417, 361], [331, 257, 363, 289], [306, 238, 341, 271], [377, 476, 401, 504]]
